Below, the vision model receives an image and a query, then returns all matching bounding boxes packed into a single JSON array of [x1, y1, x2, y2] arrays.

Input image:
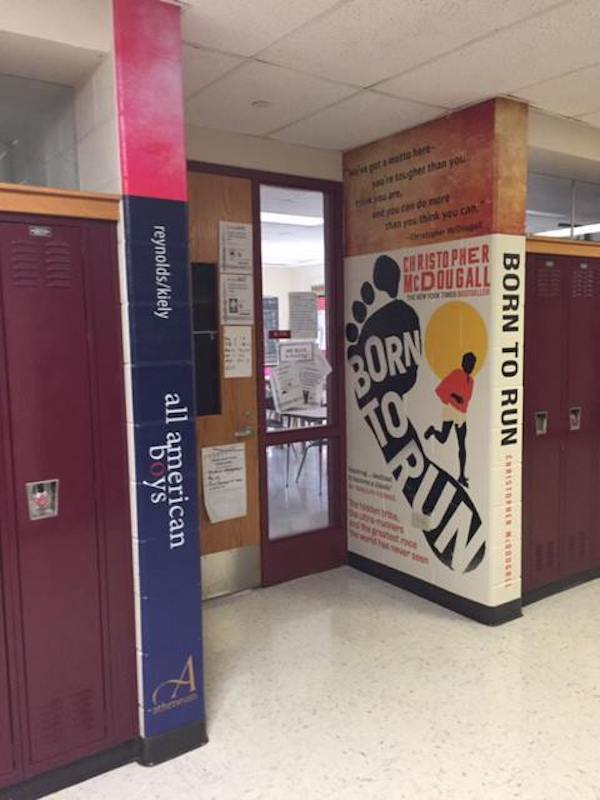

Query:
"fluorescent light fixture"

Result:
[[525, 210, 567, 218], [261, 212, 323, 227], [537, 223, 600, 238]]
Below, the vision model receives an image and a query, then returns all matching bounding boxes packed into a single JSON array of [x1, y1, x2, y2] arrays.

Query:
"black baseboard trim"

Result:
[[349, 552, 522, 626], [0, 740, 139, 800], [523, 568, 600, 606], [138, 720, 208, 767]]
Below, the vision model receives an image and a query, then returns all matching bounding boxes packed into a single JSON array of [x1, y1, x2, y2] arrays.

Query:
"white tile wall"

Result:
[[75, 51, 121, 194]]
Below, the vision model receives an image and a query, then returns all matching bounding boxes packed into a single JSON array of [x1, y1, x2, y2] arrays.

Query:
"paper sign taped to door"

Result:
[[224, 326, 252, 378], [270, 363, 303, 412], [220, 274, 254, 325], [219, 221, 253, 273], [202, 444, 247, 523]]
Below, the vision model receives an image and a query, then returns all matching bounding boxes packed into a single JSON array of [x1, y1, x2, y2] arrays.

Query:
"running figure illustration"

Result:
[[425, 351, 476, 488]]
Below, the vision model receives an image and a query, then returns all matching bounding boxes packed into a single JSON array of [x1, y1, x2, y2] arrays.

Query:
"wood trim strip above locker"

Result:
[[0, 183, 120, 222], [527, 237, 600, 259]]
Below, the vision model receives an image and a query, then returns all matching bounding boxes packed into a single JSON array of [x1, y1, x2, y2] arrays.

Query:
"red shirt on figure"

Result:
[[435, 369, 474, 413]]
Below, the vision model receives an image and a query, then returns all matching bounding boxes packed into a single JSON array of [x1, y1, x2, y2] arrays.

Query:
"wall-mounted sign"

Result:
[[268, 329, 291, 340], [278, 339, 314, 363], [289, 291, 318, 339]]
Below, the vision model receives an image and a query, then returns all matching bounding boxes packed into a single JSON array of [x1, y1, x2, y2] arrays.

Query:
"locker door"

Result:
[[561, 258, 600, 578], [0, 222, 108, 768], [522, 254, 567, 592]]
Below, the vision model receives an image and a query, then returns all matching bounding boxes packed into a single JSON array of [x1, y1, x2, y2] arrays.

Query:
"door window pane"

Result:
[[260, 185, 332, 431]]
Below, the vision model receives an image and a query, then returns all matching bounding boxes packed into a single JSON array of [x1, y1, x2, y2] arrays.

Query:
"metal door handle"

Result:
[[234, 425, 254, 439], [569, 406, 581, 431]]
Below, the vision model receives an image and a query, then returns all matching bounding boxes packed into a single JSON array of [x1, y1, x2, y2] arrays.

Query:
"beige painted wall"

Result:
[[185, 124, 342, 182], [263, 263, 325, 329], [74, 52, 120, 194], [528, 108, 600, 182]]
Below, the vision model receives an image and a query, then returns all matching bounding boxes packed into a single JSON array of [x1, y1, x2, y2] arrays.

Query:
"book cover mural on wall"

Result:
[[343, 99, 527, 608]]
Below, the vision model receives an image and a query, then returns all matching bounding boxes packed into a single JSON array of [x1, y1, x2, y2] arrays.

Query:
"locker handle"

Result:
[[569, 407, 582, 432], [534, 411, 548, 436]]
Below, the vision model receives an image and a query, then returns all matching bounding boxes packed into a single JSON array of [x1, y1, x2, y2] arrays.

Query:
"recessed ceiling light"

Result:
[[251, 100, 271, 109], [261, 212, 323, 227]]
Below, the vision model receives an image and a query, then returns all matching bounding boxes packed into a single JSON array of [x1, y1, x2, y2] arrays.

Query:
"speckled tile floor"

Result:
[[51, 567, 600, 800]]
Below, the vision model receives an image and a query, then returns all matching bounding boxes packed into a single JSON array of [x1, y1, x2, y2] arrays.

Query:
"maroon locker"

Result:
[[561, 258, 600, 578], [522, 254, 568, 592], [0, 215, 137, 789], [0, 582, 17, 780], [1, 223, 107, 764]]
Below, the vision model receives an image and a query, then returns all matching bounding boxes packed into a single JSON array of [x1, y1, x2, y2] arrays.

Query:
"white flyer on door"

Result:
[[220, 273, 254, 325], [219, 221, 253, 273], [202, 444, 247, 523], [270, 363, 303, 412], [224, 325, 252, 378]]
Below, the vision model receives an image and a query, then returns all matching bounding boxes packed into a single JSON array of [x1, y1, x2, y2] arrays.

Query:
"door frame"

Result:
[[188, 162, 347, 586]]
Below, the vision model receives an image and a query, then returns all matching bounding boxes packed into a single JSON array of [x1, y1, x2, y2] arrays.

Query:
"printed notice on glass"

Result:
[[270, 363, 303, 412], [278, 339, 314, 364], [202, 444, 247, 523], [221, 274, 254, 325], [289, 292, 318, 339], [224, 325, 252, 378], [219, 221, 253, 273]]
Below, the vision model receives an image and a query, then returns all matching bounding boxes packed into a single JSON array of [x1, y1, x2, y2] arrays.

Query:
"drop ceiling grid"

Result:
[[180, 0, 600, 150]]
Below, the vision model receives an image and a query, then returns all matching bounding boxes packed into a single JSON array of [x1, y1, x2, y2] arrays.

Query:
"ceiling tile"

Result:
[[271, 91, 444, 151], [261, 0, 565, 87], [376, 0, 600, 109], [516, 63, 600, 118], [182, 45, 243, 98], [185, 60, 355, 136], [181, 0, 342, 57]]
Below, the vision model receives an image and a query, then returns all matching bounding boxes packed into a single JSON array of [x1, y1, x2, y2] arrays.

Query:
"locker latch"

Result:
[[25, 480, 59, 520], [569, 407, 582, 432], [534, 411, 548, 436]]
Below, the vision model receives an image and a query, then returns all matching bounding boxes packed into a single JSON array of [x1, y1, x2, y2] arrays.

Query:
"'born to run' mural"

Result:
[[345, 234, 524, 608]]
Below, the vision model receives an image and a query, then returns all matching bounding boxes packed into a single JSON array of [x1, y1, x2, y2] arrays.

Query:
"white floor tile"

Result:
[[51, 568, 600, 799]]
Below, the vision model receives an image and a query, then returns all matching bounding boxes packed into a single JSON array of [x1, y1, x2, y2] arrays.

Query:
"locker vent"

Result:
[[71, 688, 95, 733], [8, 240, 74, 290], [38, 697, 65, 746], [9, 241, 43, 288], [546, 540, 556, 569], [571, 266, 596, 298], [45, 242, 73, 289], [534, 264, 561, 298]]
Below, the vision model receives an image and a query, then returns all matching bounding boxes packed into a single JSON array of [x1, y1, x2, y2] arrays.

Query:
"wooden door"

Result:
[[188, 172, 261, 597]]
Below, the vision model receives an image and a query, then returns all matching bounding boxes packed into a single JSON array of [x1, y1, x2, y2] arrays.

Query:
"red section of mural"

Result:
[[113, 0, 187, 201]]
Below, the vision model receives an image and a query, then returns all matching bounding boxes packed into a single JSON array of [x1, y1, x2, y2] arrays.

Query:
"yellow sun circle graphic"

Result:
[[425, 301, 488, 380]]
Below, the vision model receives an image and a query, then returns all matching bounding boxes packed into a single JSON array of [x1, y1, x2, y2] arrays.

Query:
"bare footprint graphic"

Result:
[[347, 255, 485, 573]]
